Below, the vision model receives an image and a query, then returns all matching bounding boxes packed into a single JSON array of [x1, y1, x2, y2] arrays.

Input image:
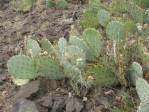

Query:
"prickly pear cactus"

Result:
[[129, 62, 143, 86], [106, 21, 126, 42], [82, 28, 102, 61], [39, 38, 54, 53], [7, 55, 37, 79], [64, 45, 86, 69], [136, 78, 149, 102], [97, 9, 110, 27], [86, 64, 116, 87], [36, 56, 63, 80], [11, 0, 35, 12], [56, 0, 68, 9], [26, 38, 41, 57], [46, 0, 56, 8]]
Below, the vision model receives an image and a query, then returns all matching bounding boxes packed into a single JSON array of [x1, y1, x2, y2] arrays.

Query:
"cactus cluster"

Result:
[[7, 38, 64, 85], [7, 55, 37, 80], [7, 28, 103, 86]]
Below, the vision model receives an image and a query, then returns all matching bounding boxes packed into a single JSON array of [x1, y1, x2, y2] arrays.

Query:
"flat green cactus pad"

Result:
[[11, 0, 35, 12], [26, 38, 41, 57], [46, 0, 56, 8], [129, 62, 143, 86], [36, 56, 63, 80], [138, 98, 149, 112], [136, 78, 149, 102], [86, 65, 116, 87], [97, 9, 110, 27], [80, 9, 99, 29], [40, 38, 54, 53], [69, 36, 87, 53], [7, 55, 37, 79], [56, 0, 68, 9], [106, 21, 126, 42], [64, 45, 86, 69], [82, 28, 102, 61]]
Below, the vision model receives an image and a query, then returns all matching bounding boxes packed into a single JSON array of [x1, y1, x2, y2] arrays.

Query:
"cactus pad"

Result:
[[86, 64, 116, 87], [80, 10, 99, 29], [106, 21, 126, 42], [64, 45, 86, 69], [69, 36, 87, 52], [40, 38, 54, 53], [26, 38, 41, 57], [36, 56, 63, 80], [82, 28, 102, 61], [137, 98, 149, 112], [56, 0, 68, 9], [7, 55, 37, 79], [46, 0, 56, 8], [97, 9, 110, 27], [136, 78, 149, 102], [129, 62, 143, 86]]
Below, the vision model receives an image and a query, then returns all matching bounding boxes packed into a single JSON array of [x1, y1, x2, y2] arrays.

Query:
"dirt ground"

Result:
[[0, 0, 137, 112]]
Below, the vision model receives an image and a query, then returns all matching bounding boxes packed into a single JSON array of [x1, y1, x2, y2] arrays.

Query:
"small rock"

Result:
[[12, 98, 39, 112], [66, 97, 84, 112], [37, 93, 53, 107], [14, 80, 40, 100]]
